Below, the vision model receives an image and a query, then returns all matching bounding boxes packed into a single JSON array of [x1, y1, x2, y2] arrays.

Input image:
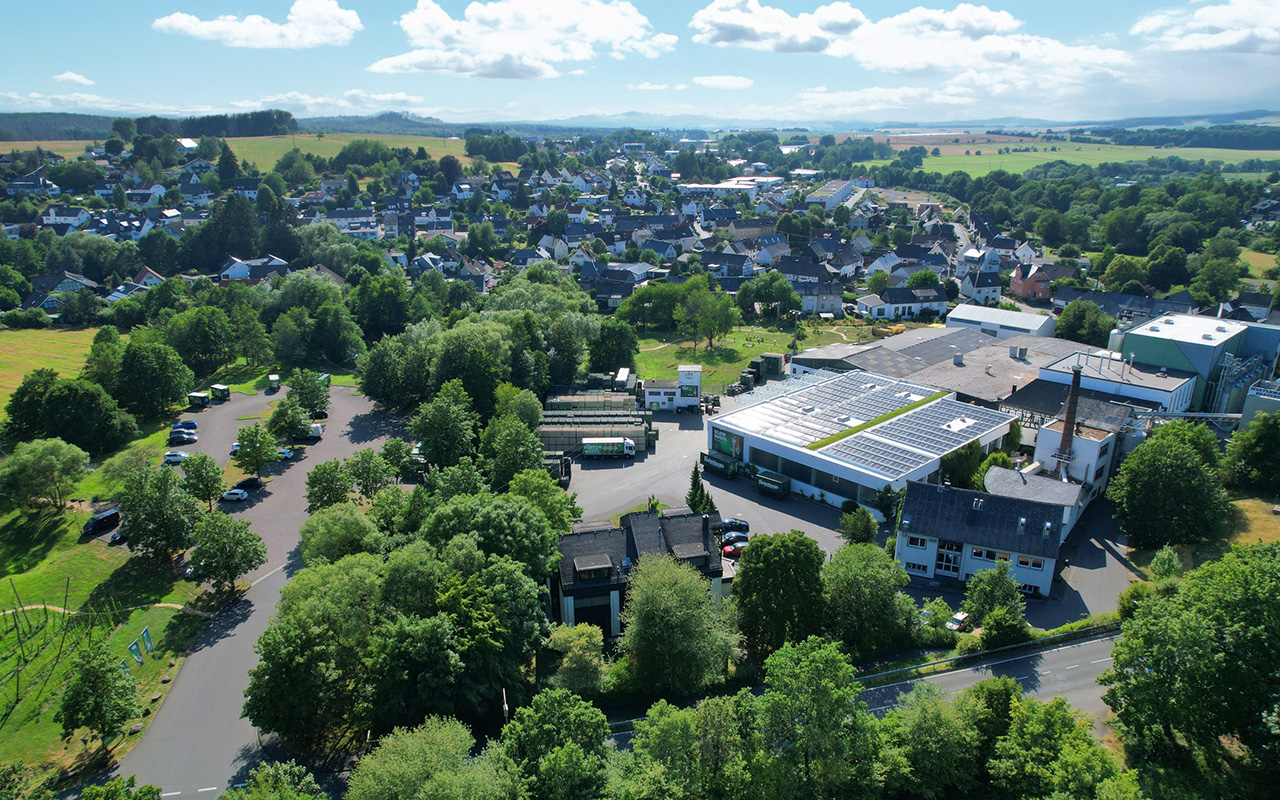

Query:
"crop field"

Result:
[[920, 144, 1280, 178], [0, 328, 102, 419]]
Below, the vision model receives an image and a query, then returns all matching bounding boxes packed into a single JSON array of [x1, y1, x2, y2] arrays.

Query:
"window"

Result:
[[907, 535, 927, 549], [1098, 441, 1111, 458], [996, 553, 1010, 562], [1093, 465, 1106, 482], [970, 548, 1005, 562], [971, 547, 988, 560], [1017, 556, 1044, 570], [904, 562, 929, 573]]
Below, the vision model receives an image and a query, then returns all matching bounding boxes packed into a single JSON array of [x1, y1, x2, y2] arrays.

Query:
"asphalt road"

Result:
[[105, 386, 401, 797], [861, 633, 1119, 725]]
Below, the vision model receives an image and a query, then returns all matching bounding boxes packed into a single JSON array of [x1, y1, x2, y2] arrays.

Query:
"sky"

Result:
[[2, 0, 1278, 126]]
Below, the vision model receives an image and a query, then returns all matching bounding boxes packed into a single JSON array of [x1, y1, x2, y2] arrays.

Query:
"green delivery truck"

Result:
[[581, 437, 636, 459]]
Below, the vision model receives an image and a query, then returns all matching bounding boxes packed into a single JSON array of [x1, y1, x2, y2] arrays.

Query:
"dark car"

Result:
[[233, 476, 264, 491], [310, 409, 329, 420], [172, 421, 198, 431], [720, 517, 750, 533], [83, 508, 121, 535], [168, 431, 198, 445], [719, 531, 749, 547], [109, 530, 127, 546]]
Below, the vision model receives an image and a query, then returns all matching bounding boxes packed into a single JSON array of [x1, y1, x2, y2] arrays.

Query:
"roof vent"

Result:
[[1202, 333, 1214, 341], [1216, 325, 1228, 333], [1018, 517, 1026, 534], [1150, 326, 1160, 332], [953, 354, 964, 366], [836, 414, 851, 422], [1164, 317, 1175, 324], [802, 405, 815, 413]]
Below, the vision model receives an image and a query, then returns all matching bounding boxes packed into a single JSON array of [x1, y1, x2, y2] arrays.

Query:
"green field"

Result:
[[3, 133, 512, 172], [1242, 249, 1277, 279], [635, 323, 871, 390], [0, 328, 102, 419], [922, 144, 1280, 178]]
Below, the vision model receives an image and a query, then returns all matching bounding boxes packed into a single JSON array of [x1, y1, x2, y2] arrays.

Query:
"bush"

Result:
[[955, 634, 983, 656], [1116, 582, 1153, 620], [915, 625, 958, 649], [2, 307, 51, 329]]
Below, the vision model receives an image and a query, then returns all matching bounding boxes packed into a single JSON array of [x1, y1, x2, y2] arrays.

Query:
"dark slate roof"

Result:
[[900, 482, 1064, 559], [559, 508, 721, 591], [31, 270, 98, 293], [964, 271, 1002, 288], [792, 280, 842, 297], [1054, 288, 1195, 320], [776, 256, 830, 280], [1001, 379, 1156, 427]]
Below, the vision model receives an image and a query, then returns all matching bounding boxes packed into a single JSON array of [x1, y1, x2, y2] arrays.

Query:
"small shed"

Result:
[[210, 384, 230, 401], [267, 373, 281, 390], [187, 392, 210, 408]]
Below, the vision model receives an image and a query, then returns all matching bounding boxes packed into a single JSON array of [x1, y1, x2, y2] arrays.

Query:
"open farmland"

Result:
[[0, 328, 102, 419], [918, 143, 1280, 177]]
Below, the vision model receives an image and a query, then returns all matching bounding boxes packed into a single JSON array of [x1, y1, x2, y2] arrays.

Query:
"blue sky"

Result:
[[2, 0, 1278, 125]]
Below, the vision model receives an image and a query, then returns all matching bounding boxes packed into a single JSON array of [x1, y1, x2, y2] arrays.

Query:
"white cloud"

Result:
[[52, 71, 94, 86], [232, 89, 427, 115], [792, 85, 932, 114], [688, 1, 1130, 99], [368, 0, 676, 79], [629, 82, 670, 90], [1131, 0, 1280, 52], [153, 0, 362, 48], [692, 74, 755, 90]]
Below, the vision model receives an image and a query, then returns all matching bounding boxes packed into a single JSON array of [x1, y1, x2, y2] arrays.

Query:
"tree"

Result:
[[493, 383, 542, 431], [1224, 412, 1280, 494], [1056, 300, 1115, 347], [822, 543, 915, 659], [1148, 544, 1182, 581], [117, 463, 202, 561], [1106, 435, 1229, 549], [112, 117, 137, 143], [587, 316, 639, 373], [351, 272, 411, 340], [1102, 543, 1280, 758], [39, 378, 138, 455], [838, 507, 877, 544], [1146, 419, 1220, 470], [82, 325, 124, 394], [346, 718, 522, 800], [0, 438, 88, 510], [973, 451, 1012, 490], [165, 306, 235, 375], [1192, 257, 1241, 304], [482, 413, 544, 491], [180, 452, 225, 511], [989, 697, 1119, 799], [963, 560, 1025, 626], [82, 776, 161, 800], [299, 503, 384, 566], [232, 424, 280, 478], [501, 689, 608, 800], [115, 342, 194, 418], [304, 459, 352, 512], [733, 530, 825, 657], [547, 623, 606, 696], [267, 395, 311, 441], [288, 369, 330, 415], [907, 269, 941, 288], [1146, 244, 1189, 291], [757, 637, 879, 799], [617, 556, 738, 696], [221, 761, 325, 800], [686, 465, 716, 514], [3, 368, 58, 442], [978, 605, 1032, 649], [346, 448, 394, 502], [188, 512, 267, 593], [879, 684, 980, 800], [1101, 255, 1148, 292], [409, 381, 477, 469], [423, 492, 557, 579], [943, 276, 960, 301], [940, 440, 983, 489], [866, 271, 890, 296], [218, 143, 239, 185], [56, 635, 139, 745], [508, 468, 580, 534]]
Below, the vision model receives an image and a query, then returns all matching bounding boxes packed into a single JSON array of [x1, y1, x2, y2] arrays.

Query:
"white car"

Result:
[[276, 448, 294, 460], [230, 442, 240, 455], [220, 489, 249, 502], [163, 450, 190, 465]]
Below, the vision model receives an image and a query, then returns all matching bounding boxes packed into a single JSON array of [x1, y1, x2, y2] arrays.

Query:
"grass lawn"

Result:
[[634, 323, 868, 390], [922, 144, 1280, 178], [1241, 249, 1277, 279], [1130, 495, 1280, 575], [204, 360, 359, 396], [0, 327, 103, 420]]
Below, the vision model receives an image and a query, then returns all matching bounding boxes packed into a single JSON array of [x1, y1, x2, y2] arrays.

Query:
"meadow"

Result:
[[0, 328, 102, 419], [919, 143, 1280, 178]]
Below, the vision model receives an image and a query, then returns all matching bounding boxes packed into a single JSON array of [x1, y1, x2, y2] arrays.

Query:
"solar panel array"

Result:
[[824, 436, 933, 477]]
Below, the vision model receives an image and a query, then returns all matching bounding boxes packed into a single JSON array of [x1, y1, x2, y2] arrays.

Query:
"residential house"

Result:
[[133, 265, 166, 287], [41, 205, 90, 228], [729, 216, 778, 240], [961, 271, 1003, 305], [856, 286, 949, 320], [232, 178, 260, 201], [1051, 288, 1197, 326], [180, 158, 216, 175], [794, 281, 844, 317], [1009, 262, 1076, 301], [955, 246, 1002, 279], [776, 255, 831, 283], [509, 248, 550, 268], [639, 239, 677, 261], [1014, 241, 1039, 262], [553, 508, 725, 636], [989, 235, 1019, 259], [216, 255, 289, 285], [451, 182, 474, 201], [6, 176, 60, 197], [537, 235, 571, 260], [703, 251, 755, 279]]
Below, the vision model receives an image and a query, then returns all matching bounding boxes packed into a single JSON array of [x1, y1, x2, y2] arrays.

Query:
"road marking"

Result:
[[160, 793, 181, 797], [198, 788, 219, 793], [1091, 657, 1112, 664], [1039, 670, 1052, 675], [249, 562, 287, 589], [1065, 664, 1080, 670]]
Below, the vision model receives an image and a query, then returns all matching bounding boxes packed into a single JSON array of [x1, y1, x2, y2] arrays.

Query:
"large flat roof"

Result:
[[717, 371, 1014, 480], [1127, 313, 1246, 346], [1043, 351, 1195, 392], [947, 304, 1055, 331], [906, 335, 1088, 402]]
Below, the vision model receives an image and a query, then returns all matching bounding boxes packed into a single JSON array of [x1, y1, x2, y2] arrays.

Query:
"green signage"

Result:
[[711, 427, 743, 459]]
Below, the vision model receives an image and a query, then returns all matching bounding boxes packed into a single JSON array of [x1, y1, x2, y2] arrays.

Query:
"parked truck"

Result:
[[581, 437, 636, 459]]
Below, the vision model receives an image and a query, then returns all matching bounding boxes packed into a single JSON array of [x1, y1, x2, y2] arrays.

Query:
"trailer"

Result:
[[700, 451, 739, 478], [308, 423, 324, 439], [580, 437, 636, 458], [186, 391, 209, 408], [755, 470, 791, 499], [267, 373, 281, 390]]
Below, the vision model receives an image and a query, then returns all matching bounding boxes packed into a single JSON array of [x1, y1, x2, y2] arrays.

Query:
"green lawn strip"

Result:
[[806, 391, 950, 451], [0, 604, 207, 789], [609, 500, 670, 526], [0, 327, 104, 421], [75, 424, 175, 502]]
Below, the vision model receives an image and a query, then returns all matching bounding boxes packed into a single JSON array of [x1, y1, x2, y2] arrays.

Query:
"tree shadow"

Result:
[[156, 606, 216, 655], [171, 594, 254, 656], [0, 508, 67, 577], [80, 555, 182, 613], [346, 410, 407, 445]]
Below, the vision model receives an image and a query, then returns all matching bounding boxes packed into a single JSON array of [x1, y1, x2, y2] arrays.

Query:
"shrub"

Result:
[[955, 635, 983, 656]]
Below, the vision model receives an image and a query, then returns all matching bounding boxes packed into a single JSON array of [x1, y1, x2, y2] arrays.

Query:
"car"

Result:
[[172, 421, 198, 431], [310, 409, 328, 420], [162, 450, 190, 465], [220, 489, 249, 502], [719, 531, 749, 547], [722, 541, 747, 559], [83, 508, 121, 535], [109, 530, 127, 546], [720, 517, 750, 533], [230, 442, 240, 455], [168, 432, 198, 445], [945, 611, 971, 632], [276, 448, 294, 460], [233, 476, 264, 491]]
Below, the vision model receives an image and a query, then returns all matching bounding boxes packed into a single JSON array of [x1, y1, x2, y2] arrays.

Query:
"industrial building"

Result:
[[946, 305, 1057, 340], [641, 364, 702, 411], [708, 370, 1016, 517], [806, 179, 857, 210]]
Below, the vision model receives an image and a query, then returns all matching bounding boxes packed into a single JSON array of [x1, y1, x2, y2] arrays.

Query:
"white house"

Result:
[[856, 286, 949, 320], [961, 271, 1003, 305]]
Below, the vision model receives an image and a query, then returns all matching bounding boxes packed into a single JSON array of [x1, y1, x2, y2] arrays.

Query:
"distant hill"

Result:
[[0, 112, 114, 141], [297, 111, 463, 137]]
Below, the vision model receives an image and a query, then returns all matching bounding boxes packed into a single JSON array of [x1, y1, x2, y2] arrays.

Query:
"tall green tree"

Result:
[[114, 342, 194, 418], [481, 413, 544, 492], [180, 452, 226, 511], [501, 689, 609, 800], [56, 636, 139, 745], [962, 560, 1025, 626], [299, 503, 385, 566], [822, 543, 915, 659], [345, 718, 522, 800], [1106, 435, 1229, 549], [166, 305, 236, 375], [287, 368, 331, 415], [1056, 300, 1115, 347], [409, 380, 478, 469], [346, 448, 394, 502], [0, 438, 88, 511], [232, 424, 281, 477], [81, 325, 124, 394], [2, 368, 58, 442], [304, 459, 353, 513], [617, 556, 739, 696], [588, 316, 639, 372], [733, 530, 825, 657], [267, 395, 311, 441], [117, 463, 202, 560], [547, 623, 606, 696], [1224, 412, 1280, 494], [188, 512, 267, 593], [878, 683, 981, 800], [220, 761, 326, 800], [989, 697, 1119, 799]]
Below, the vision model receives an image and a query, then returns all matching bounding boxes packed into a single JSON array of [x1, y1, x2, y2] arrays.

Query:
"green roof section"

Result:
[[805, 391, 951, 451]]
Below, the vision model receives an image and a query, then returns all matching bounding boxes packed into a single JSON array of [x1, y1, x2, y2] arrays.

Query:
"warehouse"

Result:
[[708, 371, 1015, 518]]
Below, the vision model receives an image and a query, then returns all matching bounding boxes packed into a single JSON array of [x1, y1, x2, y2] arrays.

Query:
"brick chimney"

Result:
[[1055, 365, 1083, 477]]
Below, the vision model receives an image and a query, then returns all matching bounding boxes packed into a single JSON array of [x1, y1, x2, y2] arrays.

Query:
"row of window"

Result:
[[911, 538, 1044, 571], [904, 562, 929, 573]]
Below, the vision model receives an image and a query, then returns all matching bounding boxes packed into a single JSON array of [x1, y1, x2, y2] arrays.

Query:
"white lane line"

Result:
[[1065, 664, 1080, 670], [863, 634, 1118, 693], [1039, 670, 1052, 675], [198, 788, 219, 793], [1091, 657, 1113, 664], [160, 793, 181, 797], [249, 562, 287, 588]]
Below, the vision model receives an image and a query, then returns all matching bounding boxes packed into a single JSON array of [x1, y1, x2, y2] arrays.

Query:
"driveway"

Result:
[[107, 387, 403, 797]]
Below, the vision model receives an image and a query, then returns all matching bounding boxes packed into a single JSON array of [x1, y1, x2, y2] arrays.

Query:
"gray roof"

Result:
[[1001, 379, 1155, 428], [905, 334, 1088, 403], [791, 328, 999, 379], [1042, 352, 1195, 393], [900, 481, 1064, 559], [983, 466, 1084, 508], [559, 507, 721, 591]]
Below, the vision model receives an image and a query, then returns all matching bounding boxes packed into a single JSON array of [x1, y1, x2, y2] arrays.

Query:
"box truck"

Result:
[[581, 437, 635, 458]]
